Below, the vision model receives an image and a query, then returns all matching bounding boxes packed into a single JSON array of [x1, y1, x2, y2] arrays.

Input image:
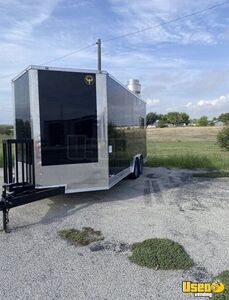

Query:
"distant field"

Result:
[[1, 127, 229, 170], [147, 126, 229, 170]]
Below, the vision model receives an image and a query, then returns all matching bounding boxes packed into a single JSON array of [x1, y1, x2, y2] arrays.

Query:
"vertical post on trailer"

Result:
[[96, 38, 102, 72]]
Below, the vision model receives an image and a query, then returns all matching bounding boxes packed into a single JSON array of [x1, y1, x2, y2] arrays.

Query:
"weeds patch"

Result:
[[193, 171, 229, 178], [129, 238, 194, 270], [58, 227, 104, 246], [146, 154, 229, 170]]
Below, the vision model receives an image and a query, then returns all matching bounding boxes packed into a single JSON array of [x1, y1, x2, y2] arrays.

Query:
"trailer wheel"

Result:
[[129, 159, 139, 179], [139, 156, 143, 174]]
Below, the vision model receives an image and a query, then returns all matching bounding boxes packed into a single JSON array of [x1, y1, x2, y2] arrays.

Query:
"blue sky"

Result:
[[0, 0, 229, 124]]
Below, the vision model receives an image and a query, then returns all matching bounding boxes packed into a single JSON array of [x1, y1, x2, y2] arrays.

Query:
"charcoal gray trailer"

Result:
[[0, 65, 146, 231]]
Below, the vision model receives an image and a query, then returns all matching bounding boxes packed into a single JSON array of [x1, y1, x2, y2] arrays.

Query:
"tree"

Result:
[[217, 127, 229, 150], [166, 112, 180, 125], [157, 119, 167, 128], [180, 112, 190, 125], [146, 112, 160, 125], [218, 113, 229, 125], [197, 116, 208, 126], [166, 112, 190, 125], [0, 125, 13, 135], [156, 114, 167, 127], [208, 120, 215, 126]]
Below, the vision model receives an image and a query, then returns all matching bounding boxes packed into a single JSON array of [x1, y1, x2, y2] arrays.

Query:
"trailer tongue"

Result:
[[0, 139, 65, 232]]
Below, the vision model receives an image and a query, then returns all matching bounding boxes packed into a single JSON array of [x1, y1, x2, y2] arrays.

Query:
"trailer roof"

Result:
[[12, 65, 146, 104], [11, 65, 104, 81]]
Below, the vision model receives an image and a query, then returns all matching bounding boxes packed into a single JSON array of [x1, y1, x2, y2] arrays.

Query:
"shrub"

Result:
[[129, 238, 194, 270], [217, 127, 229, 150], [58, 227, 104, 246]]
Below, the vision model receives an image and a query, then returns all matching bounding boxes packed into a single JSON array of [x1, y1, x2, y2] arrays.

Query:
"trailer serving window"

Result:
[[38, 70, 98, 166]]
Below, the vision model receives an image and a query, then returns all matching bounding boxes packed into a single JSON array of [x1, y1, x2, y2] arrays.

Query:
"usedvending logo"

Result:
[[182, 280, 225, 297], [84, 74, 94, 85]]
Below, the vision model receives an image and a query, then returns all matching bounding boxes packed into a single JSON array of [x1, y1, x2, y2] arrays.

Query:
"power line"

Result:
[[40, 42, 96, 66], [0, 0, 228, 80], [0, 109, 12, 112], [103, 1, 229, 42], [0, 72, 18, 80], [0, 43, 96, 80]]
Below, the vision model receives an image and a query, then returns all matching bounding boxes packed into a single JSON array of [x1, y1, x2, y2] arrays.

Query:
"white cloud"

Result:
[[197, 95, 229, 107], [146, 98, 161, 113], [109, 0, 227, 45], [146, 98, 160, 106], [185, 102, 193, 108], [0, 0, 59, 42], [184, 94, 229, 118]]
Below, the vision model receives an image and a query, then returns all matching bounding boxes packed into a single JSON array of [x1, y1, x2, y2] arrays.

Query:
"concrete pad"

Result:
[[0, 167, 229, 299]]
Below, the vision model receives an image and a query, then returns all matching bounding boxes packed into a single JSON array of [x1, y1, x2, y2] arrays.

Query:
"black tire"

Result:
[[139, 156, 143, 174], [129, 159, 139, 179]]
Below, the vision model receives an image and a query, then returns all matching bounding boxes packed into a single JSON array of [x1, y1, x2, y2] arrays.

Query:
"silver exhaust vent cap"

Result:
[[126, 79, 141, 95]]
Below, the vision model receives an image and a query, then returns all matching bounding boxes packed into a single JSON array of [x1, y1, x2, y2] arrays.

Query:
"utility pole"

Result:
[[96, 38, 102, 72]]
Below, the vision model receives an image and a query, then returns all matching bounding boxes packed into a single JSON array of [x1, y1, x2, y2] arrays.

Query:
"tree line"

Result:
[[0, 125, 13, 135], [146, 112, 229, 127]]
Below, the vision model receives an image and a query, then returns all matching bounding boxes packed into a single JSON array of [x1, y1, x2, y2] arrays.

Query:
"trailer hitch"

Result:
[[0, 185, 65, 233], [1, 138, 65, 232]]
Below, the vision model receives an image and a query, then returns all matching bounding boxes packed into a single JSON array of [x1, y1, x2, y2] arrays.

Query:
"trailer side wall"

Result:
[[107, 75, 146, 176], [14, 72, 31, 139]]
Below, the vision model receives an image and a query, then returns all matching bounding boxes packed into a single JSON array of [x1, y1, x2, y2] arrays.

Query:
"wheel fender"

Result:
[[130, 154, 142, 173]]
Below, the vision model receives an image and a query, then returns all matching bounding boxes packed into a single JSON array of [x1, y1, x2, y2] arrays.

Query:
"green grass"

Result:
[[193, 171, 229, 178], [147, 140, 229, 170], [1, 128, 229, 170], [58, 227, 104, 246], [129, 238, 194, 270], [212, 271, 229, 299]]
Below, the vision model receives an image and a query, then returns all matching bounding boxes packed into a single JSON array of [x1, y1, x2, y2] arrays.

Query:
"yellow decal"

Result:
[[182, 280, 225, 297], [211, 282, 225, 293], [84, 75, 94, 85]]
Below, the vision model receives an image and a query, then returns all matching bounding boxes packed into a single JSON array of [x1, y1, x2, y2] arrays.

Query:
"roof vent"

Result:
[[127, 79, 141, 95]]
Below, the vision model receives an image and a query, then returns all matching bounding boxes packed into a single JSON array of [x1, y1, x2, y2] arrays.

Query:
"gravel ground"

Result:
[[0, 167, 229, 300]]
